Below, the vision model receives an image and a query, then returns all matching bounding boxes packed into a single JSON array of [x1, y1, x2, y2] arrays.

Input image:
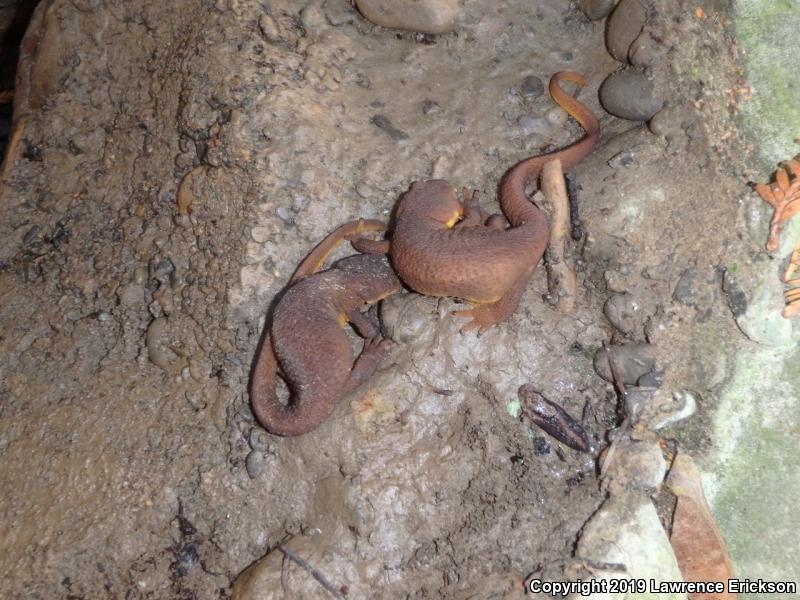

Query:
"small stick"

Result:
[[602, 341, 628, 407], [565, 173, 584, 240], [542, 158, 577, 314], [279, 545, 346, 599]]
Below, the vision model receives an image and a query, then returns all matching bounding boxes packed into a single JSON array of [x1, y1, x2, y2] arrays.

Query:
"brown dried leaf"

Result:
[[666, 453, 737, 600]]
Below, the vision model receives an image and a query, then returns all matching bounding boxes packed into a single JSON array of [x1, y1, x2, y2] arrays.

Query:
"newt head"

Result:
[[396, 179, 463, 228]]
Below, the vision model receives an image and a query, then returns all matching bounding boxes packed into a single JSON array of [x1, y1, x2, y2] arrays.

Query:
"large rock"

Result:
[[355, 0, 458, 34], [606, 0, 647, 62], [577, 0, 618, 21], [599, 68, 664, 121]]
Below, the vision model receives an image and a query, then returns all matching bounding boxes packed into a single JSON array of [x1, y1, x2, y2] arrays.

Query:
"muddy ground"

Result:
[[0, 0, 772, 598]]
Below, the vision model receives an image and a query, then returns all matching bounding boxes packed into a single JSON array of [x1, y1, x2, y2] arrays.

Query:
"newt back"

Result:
[[386, 72, 598, 328], [250, 254, 401, 436]]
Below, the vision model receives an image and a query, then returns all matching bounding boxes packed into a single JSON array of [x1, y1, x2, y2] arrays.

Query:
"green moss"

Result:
[[710, 346, 800, 598], [506, 397, 521, 419], [735, 1, 800, 165]]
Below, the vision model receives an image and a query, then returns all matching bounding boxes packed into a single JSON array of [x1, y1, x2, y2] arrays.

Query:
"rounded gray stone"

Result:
[[245, 450, 266, 479], [593, 343, 657, 386], [355, 0, 458, 34], [606, 0, 647, 63], [520, 75, 544, 99], [599, 69, 664, 121], [604, 292, 644, 335], [577, 0, 618, 21]]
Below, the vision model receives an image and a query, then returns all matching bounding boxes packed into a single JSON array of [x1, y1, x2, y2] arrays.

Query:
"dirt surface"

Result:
[[0, 0, 769, 598]]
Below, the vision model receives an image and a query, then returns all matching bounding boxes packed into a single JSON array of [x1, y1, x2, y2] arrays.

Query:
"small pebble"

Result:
[[355, 0, 458, 34], [721, 269, 747, 317], [291, 193, 310, 212], [249, 428, 271, 452], [151, 258, 175, 280], [628, 442, 667, 489], [593, 343, 657, 386], [607, 150, 637, 169], [629, 31, 668, 68], [251, 226, 271, 244], [421, 99, 441, 115], [380, 293, 438, 345], [520, 75, 544, 99], [545, 106, 568, 126], [599, 68, 664, 121], [532, 436, 551, 456], [603, 292, 643, 335], [624, 387, 657, 417], [605, 0, 647, 63], [672, 268, 698, 306], [275, 206, 293, 224], [300, 4, 327, 37], [23, 226, 40, 245], [324, 2, 357, 26], [355, 181, 376, 199], [245, 450, 265, 479], [258, 13, 281, 42], [637, 369, 664, 388]]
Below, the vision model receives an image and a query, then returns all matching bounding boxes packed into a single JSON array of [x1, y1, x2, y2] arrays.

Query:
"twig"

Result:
[[602, 341, 628, 408], [279, 545, 346, 600], [0, 90, 13, 104], [599, 341, 635, 479], [542, 158, 577, 314], [565, 173, 583, 240]]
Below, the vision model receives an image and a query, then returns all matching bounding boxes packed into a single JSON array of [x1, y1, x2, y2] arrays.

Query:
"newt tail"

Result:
[[499, 71, 600, 228], [291, 218, 386, 282]]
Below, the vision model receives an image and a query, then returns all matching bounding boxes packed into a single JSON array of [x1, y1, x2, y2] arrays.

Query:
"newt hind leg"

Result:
[[456, 188, 509, 231], [453, 271, 532, 334], [343, 336, 389, 394], [456, 188, 483, 228]]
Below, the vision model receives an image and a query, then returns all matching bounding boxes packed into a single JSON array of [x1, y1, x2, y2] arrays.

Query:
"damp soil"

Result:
[[0, 1, 770, 598]]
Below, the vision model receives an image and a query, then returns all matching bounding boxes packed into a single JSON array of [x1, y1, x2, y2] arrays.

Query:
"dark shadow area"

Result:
[[1, 0, 40, 158]]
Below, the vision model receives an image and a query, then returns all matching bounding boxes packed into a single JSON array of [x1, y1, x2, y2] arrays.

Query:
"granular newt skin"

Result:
[[250, 254, 402, 436], [355, 72, 599, 332]]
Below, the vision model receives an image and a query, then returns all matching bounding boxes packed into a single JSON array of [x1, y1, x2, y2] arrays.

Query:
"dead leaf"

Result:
[[666, 453, 737, 600]]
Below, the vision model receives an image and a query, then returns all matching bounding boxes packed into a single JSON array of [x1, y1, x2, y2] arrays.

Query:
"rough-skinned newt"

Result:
[[354, 72, 599, 332], [251, 245, 402, 436]]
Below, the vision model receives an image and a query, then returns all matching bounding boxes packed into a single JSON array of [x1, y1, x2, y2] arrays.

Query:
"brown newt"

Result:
[[354, 72, 599, 332], [250, 232, 402, 435]]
